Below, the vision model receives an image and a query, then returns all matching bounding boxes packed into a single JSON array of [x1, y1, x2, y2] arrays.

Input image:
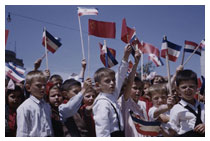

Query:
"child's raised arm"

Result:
[[124, 50, 141, 101], [78, 59, 87, 82]]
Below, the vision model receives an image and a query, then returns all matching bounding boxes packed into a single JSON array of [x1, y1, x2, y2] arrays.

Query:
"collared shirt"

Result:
[[93, 60, 128, 137], [168, 99, 205, 135], [59, 92, 84, 122], [16, 95, 53, 137]]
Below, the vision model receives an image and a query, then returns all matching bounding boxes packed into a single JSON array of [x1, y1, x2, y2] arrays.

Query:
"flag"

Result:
[[148, 54, 164, 67], [42, 30, 62, 53], [8, 62, 26, 75], [5, 63, 25, 83], [184, 40, 201, 56], [5, 29, 9, 46], [130, 110, 160, 136], [121, 18, 135, 43], [161, 37, 182, 62], [99, 43, 118, 68], [88, 19, 116, 38], [77, 7, 98, 16], [199, 39, 205, 48], [7, 79, 15, 90]]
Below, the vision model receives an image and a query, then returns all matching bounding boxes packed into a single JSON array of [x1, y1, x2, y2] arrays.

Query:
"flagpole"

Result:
[[78, 15, 85, 60], [88, 35, 90, 77], [181, 49, 185, 65], [44, 27, 49, 70], [164, 35, 172, 96], [183, 44, 201, 66], [104, 40, 108, 68]]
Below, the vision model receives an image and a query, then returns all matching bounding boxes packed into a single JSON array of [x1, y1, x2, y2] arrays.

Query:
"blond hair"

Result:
[[94, 67, 115, 83], [148, 83, 168, 97], [25, 70, 46, 85]]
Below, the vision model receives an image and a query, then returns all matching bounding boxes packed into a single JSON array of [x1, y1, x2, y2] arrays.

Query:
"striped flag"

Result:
[[161, 37, 182, 62], [5, 63, 25, 83], [148, 54, 164, 67], [77, 7, 98, 16], [184, 40, 201, 56], [130, 110, 160, 136], [99, 43, 118, 68], [8, 62, 26, 75], [199, 39, 205, 48], [42, 30, 62, 53]]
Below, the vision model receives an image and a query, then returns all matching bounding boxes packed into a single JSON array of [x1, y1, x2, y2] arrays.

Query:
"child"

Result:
[[60, 78, 91, 137], [168, 70, 205, 137], [92, 45, 132, 137], [120, 50, 149, 136], [5, 83, 25, 137], [49, 74, 63, 88], [79, 86, 97, 137], [16, 70, 53, 137], [148, 83, 175, 136]]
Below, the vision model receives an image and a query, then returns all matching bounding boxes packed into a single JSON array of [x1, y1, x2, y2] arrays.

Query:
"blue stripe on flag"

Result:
[[107, 48, 118, 65], [5, 63, 25, 78], [184, 48, 201, 56], [167, 41, 182, 51], [46, 30, 62, 47]]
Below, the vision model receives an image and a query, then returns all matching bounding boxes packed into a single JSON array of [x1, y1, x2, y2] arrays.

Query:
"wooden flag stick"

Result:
[[164, 35, 172, 95], [44, 27, 49, 70], [183, 44, 200, 66], [78, 15, 85, 60], [87, 35, 90, 77], [181, 49, 185, 65], [104, 40, 108, 68]]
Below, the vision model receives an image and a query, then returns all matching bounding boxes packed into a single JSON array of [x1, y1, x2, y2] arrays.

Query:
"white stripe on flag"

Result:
[[77, 7, 98, 16], [168, 47, 180, 58]]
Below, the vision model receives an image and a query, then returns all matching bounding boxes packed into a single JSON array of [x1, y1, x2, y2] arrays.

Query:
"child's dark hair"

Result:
[[94, 67, 115, 83], [5, 85, 25, 105], [176, 69, 198, 86], [61, 79, 81, 92], [49, 74, 63, 83]]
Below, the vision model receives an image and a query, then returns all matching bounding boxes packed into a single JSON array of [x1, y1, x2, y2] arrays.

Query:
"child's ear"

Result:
[[25, 83, 31, 92]]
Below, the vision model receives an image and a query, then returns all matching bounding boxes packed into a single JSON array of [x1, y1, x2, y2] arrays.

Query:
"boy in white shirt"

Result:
[[168, 69, 205, 137], [92, 45, 132, 137], [16, 70, 53, 137]]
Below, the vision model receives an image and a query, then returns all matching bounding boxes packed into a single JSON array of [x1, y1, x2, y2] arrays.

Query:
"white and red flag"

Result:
[[184, 40, 201, 56], [77, 7, 98, 16], [42, 30, 62, 53]]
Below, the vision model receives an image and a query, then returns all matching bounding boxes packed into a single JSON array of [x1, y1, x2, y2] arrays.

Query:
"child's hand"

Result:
[[34, 58, 42, 70], [176, 65, 183, 73], [81, 59, 87, 70], [123, 44, 132, 62], [134, 50, 141, 64], [167, 96, 176, 109], [81, 78, 92, 94], [194, 123, 205, 134]]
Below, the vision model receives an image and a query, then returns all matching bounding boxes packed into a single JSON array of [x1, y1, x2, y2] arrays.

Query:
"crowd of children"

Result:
[[5, 44, 205, 137]]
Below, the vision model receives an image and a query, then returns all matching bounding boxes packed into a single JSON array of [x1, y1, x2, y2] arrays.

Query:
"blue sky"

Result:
[[5, 5, 205, 80]]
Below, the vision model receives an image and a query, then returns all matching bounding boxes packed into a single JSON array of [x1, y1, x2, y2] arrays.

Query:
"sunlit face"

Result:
[[130, 81, 143, 103], [98, 75, 116, 94], [8, 91, 23, 110], [29, 78, 46, 100], [67, 85, 81, 100], [151, 93, 167, 107], [83, 91, 96, 106], [49, 88, 63, 108], [177, 80, 197, 105]]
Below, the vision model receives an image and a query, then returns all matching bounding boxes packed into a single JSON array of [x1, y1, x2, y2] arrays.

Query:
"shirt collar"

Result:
[[180, 99, 199, 108], [30, 95, 43, 104]]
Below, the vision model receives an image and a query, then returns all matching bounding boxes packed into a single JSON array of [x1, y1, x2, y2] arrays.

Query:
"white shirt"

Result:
[[168, 99, 205, 135], [16, 95, 53, 137], [59, 92, 84, 122], [120, 95, 148, 137], [93, 60, 128, 137]]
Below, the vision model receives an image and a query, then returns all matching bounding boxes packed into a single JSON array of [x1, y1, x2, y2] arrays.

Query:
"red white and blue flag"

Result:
[[99, 43, 118, 68], [184, 40, 201, 56], [130, 110, 160, 136], [42, 30, 62, 53], [8, 62, 26, 75], [77, 7, 98, 16], [5, 63, 25, 83], [161, 37, 182, 62], [199, 39, 205, 48], [142, 42, 163, 67]]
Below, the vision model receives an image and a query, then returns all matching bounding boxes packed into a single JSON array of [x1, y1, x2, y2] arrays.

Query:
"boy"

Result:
[[16, 70, 53, 137], [148, 84, 175, 136], [168, 70, 205, 137], [92, 45, 132, 137]]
